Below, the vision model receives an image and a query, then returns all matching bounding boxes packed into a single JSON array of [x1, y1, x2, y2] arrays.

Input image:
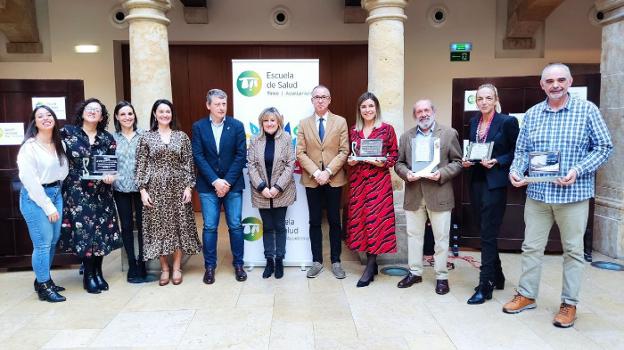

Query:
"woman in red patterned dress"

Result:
[[346, 92, 399, 287]]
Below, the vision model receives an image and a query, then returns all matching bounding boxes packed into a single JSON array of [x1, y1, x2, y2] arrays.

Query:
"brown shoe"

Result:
[[397, 273, 422, 288], [159, 270, 170, 286], [203, 267, 215, 285], [435, 279, 450, 295], [502, 293, 536, 314], [553, 303, 577, 328]]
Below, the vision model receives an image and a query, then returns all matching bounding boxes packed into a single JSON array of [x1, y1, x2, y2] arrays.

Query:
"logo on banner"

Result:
[[237, 71, 263, 97], [242, 217, 263, 241]]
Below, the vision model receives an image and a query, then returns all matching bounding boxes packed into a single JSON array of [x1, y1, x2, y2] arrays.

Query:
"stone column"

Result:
[[594, 0, 624, 259], [362, 0, 409, 264], [122, 0, 173, 130]]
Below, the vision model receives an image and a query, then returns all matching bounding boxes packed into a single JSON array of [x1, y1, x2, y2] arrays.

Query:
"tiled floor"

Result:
[[1, 218, 623, 349]]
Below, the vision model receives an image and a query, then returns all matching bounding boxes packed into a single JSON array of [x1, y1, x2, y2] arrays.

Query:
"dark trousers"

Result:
[[113, 191, 144, 262], [306, 185, 342, 264], [470, 181, 506, 283], [259, 207, 288, 259]]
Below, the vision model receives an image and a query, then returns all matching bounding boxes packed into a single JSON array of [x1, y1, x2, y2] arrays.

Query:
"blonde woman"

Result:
[[247, 107, 296, 279]]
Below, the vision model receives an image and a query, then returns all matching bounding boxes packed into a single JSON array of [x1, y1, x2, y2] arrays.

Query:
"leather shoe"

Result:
[[467, 282, 493, 304], [234, 265, 247, 282], [397, 273, 422, 288], [435, 279, 450, 295], [203, 267, 215, 285]]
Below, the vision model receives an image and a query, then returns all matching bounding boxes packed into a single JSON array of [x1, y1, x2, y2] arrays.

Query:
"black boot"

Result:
[[37, 280, 66, 302], [127, 259, 142, 284], [467, 281, 494, 305], [263, 258, 275, 279], [34, 278, 65, 292], [275, 258, 284, 279], [83, 257, 101, 294], [93, 256, 109, 291], [495, 271, 505, 290]]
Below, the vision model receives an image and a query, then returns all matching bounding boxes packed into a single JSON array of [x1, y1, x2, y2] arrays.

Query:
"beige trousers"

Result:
[[405, 198, 451, 280], [518, 198, 589, 305]]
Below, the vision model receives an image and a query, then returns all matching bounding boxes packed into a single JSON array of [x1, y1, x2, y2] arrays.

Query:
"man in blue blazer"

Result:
[[192, 88, 247, 284]]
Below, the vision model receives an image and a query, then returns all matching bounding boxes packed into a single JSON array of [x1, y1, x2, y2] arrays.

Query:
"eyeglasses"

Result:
[[312, 95, 330, 101]]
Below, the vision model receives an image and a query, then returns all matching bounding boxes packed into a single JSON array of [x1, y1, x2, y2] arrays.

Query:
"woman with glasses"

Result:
[[247, 107, 296, 279], [462, 84, 519, 304], [18, 105, 69, 302], [135, 99, 201, 286], [59, 98, 122, 294]]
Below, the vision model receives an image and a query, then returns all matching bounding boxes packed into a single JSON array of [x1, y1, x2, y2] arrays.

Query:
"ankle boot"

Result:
[[263, 258, 275, 279], [127, 259, 142, 284], [34, 278, 65, 292], [37, 280, 66, 302], [467, 281, 494, 305], [495, 271, 505, 290], [93, 256, 109, 291], [83, 257, 101, 294], [274, 258, 284, 279]]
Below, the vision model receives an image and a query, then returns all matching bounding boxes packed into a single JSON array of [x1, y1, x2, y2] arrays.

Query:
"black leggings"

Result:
[[113, 191, 144, 262]]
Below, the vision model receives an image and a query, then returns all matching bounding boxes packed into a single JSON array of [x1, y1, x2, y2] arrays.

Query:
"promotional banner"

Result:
[[232, 59, 319, 267]]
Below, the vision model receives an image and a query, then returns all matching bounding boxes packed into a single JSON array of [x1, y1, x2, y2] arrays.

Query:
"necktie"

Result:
[[319, 117, 325, 142]]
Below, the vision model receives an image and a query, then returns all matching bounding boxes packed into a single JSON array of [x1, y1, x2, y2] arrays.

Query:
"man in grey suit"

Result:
[[394, 99, 462, 295]]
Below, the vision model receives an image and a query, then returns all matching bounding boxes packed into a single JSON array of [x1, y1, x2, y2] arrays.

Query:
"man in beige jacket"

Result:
[[394, 99, 462, 295], [296, 85, 349, 279]]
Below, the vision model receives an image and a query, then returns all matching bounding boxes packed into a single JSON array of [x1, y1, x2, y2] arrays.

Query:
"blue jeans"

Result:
[[19, 186, 63, 283], [199, 191, 244, 268]]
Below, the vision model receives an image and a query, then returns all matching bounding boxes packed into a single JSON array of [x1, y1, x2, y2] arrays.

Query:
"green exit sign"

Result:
[[450, 51, 470, 62]]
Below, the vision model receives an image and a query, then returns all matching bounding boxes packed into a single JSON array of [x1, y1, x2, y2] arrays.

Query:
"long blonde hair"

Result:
[[476, 83, 502, 113]]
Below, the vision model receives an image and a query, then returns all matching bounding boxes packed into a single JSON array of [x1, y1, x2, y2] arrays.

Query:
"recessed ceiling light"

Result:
[[74, 45, 100, 53]]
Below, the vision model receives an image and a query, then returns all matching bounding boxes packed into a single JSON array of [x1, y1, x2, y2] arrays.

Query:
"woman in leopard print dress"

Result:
[[135, 99, 201, 286]]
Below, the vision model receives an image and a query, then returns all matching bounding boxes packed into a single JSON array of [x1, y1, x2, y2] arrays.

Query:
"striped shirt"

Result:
[[509, 95, 612, 204], [113, 129, 143, 193]]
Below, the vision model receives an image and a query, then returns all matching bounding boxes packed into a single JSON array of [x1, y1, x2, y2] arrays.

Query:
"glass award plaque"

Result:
[[349, 138, 387, 161], [464, 141, 494, 161], [412, 137, 440, 177], [523, 151, 560, 183], [81, 155, 118, 180]]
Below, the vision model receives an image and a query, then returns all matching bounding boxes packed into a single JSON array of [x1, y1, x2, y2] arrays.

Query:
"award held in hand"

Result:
[[349, 138, 387, 161], [523, 151, 560, 183], [411, 137, 440, 177], [81, 155, 118, 180], [463, 140, 494, 162]]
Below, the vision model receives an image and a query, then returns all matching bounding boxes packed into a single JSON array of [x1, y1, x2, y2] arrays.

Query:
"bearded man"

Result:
[[394, 99, 463, 295]]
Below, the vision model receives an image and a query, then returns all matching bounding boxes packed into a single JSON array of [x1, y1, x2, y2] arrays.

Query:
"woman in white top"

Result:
[[17, 105, 69, 303]]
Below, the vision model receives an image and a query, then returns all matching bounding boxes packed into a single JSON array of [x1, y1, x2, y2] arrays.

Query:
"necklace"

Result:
[[476, 116, 493, 143]]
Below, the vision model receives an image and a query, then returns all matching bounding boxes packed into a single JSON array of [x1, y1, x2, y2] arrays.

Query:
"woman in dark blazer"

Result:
[[247, 107, 296, 279], [463, 83, 519, 304]]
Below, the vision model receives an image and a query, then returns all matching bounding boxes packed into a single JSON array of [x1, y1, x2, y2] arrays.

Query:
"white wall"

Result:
[[0, 0, 601, 128]]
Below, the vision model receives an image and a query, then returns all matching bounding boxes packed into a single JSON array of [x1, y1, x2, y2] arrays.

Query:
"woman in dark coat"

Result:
[[463, 84, 519, 304]]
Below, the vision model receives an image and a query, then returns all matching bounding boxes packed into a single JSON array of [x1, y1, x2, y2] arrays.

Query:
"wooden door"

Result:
[[0, 79, 84, 268], [451, 74, 601, 252], [121, 43, 368, 211]]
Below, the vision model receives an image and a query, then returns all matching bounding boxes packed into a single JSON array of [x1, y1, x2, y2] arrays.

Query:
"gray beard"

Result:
[[418, 117, 434, 130]]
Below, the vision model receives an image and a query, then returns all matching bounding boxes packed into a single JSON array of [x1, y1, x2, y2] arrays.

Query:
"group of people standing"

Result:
[[17, 63, 612, 329]]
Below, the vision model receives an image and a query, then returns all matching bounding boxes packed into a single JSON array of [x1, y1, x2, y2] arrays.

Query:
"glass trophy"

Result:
[[81, 155, 118, 180], [412, 137, 440, 177], [523, 151, 560, 182], [464, 140, 494, 161], [349, 138, 387, 161]]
